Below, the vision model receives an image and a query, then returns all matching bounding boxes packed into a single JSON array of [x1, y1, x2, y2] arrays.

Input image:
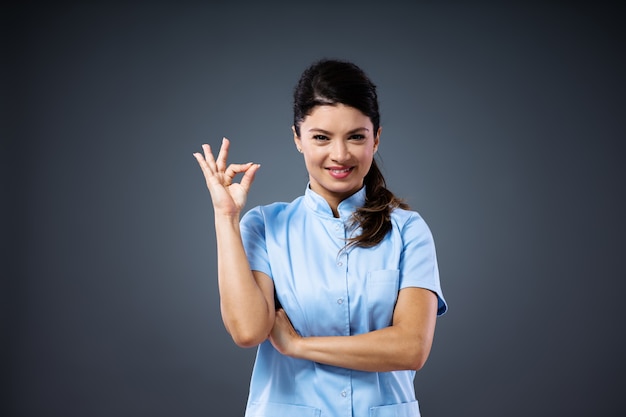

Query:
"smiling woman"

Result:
[[193, 59, 447, 417], [294, 103, 379, 215]]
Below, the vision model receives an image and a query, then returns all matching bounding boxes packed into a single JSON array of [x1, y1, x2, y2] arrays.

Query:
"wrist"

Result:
[[214, 212, 241, 225], [290, 334, 306, 360]]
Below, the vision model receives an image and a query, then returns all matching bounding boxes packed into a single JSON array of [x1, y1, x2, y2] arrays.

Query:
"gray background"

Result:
[[3, 1, 624, 416]]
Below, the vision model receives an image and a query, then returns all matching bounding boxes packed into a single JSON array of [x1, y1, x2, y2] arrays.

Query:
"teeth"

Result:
[[331, 168, 350, 173]]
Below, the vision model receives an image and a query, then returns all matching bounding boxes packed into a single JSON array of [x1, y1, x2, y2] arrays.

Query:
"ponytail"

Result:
[[346, 160, 409, 249]]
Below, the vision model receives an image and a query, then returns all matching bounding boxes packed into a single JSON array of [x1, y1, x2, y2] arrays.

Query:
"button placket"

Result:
[[333, 221, 345, 238]]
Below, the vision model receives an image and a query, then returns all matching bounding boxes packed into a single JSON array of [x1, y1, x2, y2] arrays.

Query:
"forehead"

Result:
[[302, 104, 373, 132]]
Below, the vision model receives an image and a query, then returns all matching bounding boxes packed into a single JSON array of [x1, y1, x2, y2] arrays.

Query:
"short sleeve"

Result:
[[398, 212, 447, 316], [240, 207, 273, 279]]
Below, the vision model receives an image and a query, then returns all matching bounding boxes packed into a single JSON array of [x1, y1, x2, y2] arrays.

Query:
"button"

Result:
[[335, 224, 341, 231], [341, 391, 347, 397], [337, 298, 344, 304], [337, 261, 343, 267]]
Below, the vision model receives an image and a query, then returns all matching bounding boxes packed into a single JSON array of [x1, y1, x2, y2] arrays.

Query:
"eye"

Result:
[[312, 134, 329, 141], [349, 134, 366, 140]]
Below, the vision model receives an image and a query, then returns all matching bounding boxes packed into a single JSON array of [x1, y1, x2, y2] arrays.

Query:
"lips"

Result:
[[327, 166, 354, 179]]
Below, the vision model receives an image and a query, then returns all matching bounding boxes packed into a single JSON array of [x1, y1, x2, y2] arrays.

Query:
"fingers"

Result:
[[193, 147, 214, 180], [202, 143, 218, 173], [193, 144, 216, 171], [194, 139, 228, 174], [239, 163, 261, 191], [219, 162, 259, 189], [193, 139, 260, 188], [215, 137, 229, 172]]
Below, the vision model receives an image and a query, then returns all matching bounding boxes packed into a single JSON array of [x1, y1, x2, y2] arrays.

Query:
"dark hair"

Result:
[[293, 59, 409, 249]]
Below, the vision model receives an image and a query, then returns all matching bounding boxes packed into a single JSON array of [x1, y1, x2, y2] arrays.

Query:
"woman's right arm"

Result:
[[193, 138, 276, 348]]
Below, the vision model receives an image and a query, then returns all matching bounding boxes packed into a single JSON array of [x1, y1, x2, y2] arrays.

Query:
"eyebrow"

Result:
[[307, 127, 370, 134]]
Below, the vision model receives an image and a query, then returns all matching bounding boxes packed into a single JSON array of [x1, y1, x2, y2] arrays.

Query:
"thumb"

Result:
[[240, 163, 261, 192]]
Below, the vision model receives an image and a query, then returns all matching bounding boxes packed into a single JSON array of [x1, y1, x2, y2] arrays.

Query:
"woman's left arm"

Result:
[[269, 287, 438, 372]]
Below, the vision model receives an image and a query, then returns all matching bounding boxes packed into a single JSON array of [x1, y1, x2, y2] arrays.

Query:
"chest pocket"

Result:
[[366, 269, 400, 330], [370, 400, 420, 417]]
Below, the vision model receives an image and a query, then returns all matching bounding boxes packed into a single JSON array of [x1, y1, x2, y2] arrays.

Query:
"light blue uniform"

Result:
[[240, 186, 447, 417]]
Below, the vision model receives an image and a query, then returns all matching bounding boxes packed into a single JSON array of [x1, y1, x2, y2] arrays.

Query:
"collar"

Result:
[[303, 184, 366, 220]]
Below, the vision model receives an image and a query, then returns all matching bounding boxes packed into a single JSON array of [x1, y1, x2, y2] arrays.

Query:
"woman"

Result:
[[194, 59, 447, 417]]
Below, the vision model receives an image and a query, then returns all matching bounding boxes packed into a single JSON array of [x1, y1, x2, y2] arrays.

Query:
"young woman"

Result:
[[194, 59, 447, 417]]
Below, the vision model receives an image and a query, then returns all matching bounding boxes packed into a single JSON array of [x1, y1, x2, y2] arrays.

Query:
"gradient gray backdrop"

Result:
[[3, 1, 625, 416]]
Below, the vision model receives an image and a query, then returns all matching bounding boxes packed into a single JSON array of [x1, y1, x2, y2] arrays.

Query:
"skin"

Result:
[[194, 104, 438, 371], [293, 104, 379, 217], [193, 139, 274, 347]]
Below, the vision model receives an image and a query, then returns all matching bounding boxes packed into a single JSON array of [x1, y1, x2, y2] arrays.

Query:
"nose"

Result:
[[331, 140, 350, 163]]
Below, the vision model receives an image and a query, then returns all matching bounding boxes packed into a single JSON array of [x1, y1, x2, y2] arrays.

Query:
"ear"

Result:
[[292, 125, 302, 153], [373, 127, 381, 153]]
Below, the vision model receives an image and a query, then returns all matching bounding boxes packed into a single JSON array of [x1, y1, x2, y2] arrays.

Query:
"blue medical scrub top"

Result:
[[240, 186, 447, 417]]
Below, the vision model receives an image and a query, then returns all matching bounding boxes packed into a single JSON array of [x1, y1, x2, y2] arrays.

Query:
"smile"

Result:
[[327, 167, 354, 179]]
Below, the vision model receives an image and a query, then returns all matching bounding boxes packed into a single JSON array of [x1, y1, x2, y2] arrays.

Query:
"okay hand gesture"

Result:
[[193, 138, 260, 217]]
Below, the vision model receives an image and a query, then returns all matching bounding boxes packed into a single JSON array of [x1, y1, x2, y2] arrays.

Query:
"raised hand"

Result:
[[193, 138, 260, 217]]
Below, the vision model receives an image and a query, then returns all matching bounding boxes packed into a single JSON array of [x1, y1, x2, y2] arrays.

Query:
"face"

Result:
[[293, 104, 380, 212]]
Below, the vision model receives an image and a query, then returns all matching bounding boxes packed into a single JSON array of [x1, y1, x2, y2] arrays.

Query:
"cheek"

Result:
[[302, 149, 322, 165], [361, 150, 376, 166], [300, 154, 316, 172]]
